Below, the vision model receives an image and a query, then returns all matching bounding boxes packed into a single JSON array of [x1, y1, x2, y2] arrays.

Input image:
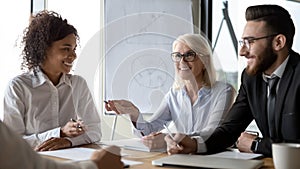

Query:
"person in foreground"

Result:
[[0, 120, 123, 169], [105, 33, 236, 150], [3, 10, 101, 151], [165, 4, 300, 157]]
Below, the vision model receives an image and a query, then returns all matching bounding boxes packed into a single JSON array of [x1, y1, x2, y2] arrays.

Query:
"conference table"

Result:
[[42, 144, 275, 169]]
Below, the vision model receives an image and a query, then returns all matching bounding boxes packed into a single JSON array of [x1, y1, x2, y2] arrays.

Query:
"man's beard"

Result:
[[246, 43, 277, 76]]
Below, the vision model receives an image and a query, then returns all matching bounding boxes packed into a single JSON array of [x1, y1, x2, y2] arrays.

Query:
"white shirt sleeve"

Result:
[[191, 136, 207, 153], [134, 96, 172, 136], [23, 127, 61, 147], [0, 121, 98, 169]]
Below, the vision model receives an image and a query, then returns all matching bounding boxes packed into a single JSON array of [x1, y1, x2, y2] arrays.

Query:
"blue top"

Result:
[[134, 81, 235, 152]]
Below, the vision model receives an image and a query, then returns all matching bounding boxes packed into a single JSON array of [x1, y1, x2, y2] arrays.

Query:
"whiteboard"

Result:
[[104, 0, 194, 114]]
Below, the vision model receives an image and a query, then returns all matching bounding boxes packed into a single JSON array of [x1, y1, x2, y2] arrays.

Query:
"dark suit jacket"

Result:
[[205, 50, 300, 157]]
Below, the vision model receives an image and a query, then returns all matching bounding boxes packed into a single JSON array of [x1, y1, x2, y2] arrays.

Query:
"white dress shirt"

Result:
[[134, 81, 235, 153], [262, 55, 289, 92], [3, 69, 101, 147], [0, 121, 97, 169]]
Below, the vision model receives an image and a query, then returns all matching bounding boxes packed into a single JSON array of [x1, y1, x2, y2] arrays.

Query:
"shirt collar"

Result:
[[31, 67, 72, 88], [262, 55, 289, 82], [57, 73, 72, 87], [181, 85, 210, 96]]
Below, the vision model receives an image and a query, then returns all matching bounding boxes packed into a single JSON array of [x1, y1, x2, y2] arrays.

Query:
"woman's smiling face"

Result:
[[41, 33, 77, 76], [173, 41, 205, 81]]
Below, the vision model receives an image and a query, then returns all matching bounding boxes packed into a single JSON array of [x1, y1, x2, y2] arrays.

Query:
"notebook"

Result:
[[101, 138, 166, 152], [152, 154, 263, 169]]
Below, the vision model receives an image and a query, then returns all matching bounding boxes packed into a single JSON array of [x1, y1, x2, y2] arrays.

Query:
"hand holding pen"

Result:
[[163, 124, 181, 149], [60, 118, 85, 137], [163, 125, 198, 155], [164, 133, 199, 155], [71, 118, 83, 131], [104, 100, 140, 122]]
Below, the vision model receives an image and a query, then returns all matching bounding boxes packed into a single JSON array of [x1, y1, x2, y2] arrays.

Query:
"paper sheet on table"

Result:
[[38, 147, 143, 166], [207, 150, 263, 160], [152, 154, 263, 169]]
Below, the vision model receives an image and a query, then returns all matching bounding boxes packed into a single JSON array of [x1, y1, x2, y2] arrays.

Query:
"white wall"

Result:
[[0, 1, 30, 120]]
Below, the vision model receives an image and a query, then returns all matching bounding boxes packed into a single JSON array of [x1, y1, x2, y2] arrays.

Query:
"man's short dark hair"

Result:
[[245, 4, 295, 48]]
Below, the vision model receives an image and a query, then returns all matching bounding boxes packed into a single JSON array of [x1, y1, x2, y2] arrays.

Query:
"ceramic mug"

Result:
[[272, 143, 300, 169]]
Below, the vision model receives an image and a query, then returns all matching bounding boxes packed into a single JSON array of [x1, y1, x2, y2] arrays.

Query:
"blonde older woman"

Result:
[[105, 33, 235, 150]]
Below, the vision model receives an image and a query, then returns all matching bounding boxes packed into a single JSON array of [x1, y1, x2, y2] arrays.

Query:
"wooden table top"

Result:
[[42, 144, 275, 169]]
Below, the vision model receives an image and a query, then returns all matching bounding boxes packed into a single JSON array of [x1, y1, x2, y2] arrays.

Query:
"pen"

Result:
[[142, 132, 161, 139], [152, 132, 162, 136], [70, 118, 83, 130], [163, 124, 181, 148]]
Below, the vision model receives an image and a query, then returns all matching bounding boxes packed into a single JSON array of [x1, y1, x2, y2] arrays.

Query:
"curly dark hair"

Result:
[[21, 10, 79, 73]]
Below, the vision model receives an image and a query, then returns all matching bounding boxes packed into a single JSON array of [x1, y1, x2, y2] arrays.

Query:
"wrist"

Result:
[[130, 112, 139, 122], [192, 138, 198, 153], [60, 127, 66, 137], [250, 137, 261, 153], [64, 137, 73, 147]]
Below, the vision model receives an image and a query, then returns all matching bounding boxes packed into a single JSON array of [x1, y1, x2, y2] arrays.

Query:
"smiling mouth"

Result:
[[63, 61, 73, 67], [246, 56, 255, 63], [179, 67, 190, 71]]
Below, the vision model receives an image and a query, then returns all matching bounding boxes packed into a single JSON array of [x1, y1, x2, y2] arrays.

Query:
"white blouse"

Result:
[[3, 69, 101, 148], [134, 81, 235, 153]]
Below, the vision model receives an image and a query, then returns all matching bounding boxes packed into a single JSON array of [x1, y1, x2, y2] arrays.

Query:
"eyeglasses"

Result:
[[239, 33, 278, 50], [171, 50, 198, 62]]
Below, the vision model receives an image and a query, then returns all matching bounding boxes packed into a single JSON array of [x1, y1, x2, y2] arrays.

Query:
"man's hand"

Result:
[[236, 132, 258, 153], [35, 137, 71, 151], [91, 146, 123, 169]]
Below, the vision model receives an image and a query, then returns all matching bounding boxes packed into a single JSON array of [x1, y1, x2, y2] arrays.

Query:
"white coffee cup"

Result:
[[272, 143, 300, 169]]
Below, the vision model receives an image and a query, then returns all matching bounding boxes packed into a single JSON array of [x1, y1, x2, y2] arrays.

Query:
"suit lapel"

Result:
[[275, 54, 297, 138]]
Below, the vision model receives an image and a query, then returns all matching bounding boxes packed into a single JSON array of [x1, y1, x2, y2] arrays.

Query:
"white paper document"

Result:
[[152, 154, 263, 169], [38, 147, 142, 166], [101, 138, 166, 152], [207, 150, 263, 160], [39, 147, 95, 161]]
